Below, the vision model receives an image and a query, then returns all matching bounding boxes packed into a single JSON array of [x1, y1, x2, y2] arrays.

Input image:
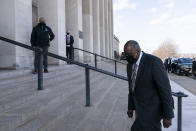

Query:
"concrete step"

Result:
[[0, 66, 83, 100], [73, 78, 124, 131], [100, 80, 132, 131], [0, 65, 78, 88], [0, 68, 85, 113], [15, 73, 109, 131], [97, 61, 127, 77], [0, 64, 78, 80], [0, 71, 103, 130], [48, 76, 116, 131], [0, 67, 84, 112]]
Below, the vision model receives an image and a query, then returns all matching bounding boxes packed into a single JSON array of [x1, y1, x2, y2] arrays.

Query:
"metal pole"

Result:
[[115, 60, 117, 74], [177, 97, 182, 131], [37, 48, 43, 90], [172, 92, 188, 131], [85, 66, 90, 106], [95, 54, 97, 68]]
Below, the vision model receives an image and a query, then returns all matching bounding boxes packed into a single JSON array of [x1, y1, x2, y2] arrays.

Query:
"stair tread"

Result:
[[0, 65, 80, 87], [49, 77, 120, 131], [0, 72, 104, 130], [0, 62, 129, 130], [0, 68, 84, 99], [16, 75, 110, 131]]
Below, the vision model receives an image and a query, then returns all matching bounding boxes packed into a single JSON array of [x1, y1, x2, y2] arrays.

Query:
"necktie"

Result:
[[131, 64, 137, 90]]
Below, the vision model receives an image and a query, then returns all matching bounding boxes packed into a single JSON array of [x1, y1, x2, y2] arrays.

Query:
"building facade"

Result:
[[0, 0, 116, 68]]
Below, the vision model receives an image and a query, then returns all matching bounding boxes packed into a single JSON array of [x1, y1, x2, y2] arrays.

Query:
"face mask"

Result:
[[126, 55, 137, 64], [40, 22, 45, 24]]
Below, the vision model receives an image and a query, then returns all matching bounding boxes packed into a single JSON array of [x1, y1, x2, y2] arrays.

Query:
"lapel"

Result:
[[127, 63, 133, 92], [135, 52, 146, 86], [128, 63, 133, 80]]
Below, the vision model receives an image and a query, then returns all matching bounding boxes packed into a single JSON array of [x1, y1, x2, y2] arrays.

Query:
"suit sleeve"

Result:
[[152, 58, 174, 119], [48, 27, 55, 41], [127, 64, 135, 110], [30, 28, 36, 47]]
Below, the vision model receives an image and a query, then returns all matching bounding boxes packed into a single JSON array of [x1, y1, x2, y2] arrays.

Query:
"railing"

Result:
[[73, 47, 126, 74], [172, 92, 188, 131], [0, 36, 188, 131], [0, 36, 127, 106]]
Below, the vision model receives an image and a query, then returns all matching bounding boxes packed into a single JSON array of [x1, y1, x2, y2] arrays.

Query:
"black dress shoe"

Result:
[[33, 70, 37, 74], [44, 69, 49, 73]]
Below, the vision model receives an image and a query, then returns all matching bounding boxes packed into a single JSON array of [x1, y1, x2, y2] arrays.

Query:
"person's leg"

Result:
[[70, 47, 73, 64], [68, 48, 71, 64], [66, 47, 69, 64], [168, 65, 171, 73], [43, 46, 49, 71]]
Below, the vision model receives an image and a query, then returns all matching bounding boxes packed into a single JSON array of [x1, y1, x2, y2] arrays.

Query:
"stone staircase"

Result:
[[0, 62, 133, 131]]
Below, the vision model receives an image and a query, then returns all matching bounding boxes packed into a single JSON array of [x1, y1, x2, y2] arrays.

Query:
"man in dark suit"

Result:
[[66, 31, 74, 64], [31, 17, 55, 73], [124, 40, 174, 131]]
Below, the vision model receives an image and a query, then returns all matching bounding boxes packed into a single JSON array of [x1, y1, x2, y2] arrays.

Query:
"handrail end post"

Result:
[[37, 48, 43, 90], [85, 66, 91, 107], [95, 53, 97, 68]]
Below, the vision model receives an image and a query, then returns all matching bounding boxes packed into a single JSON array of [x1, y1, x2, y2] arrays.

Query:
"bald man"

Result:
[[31, 17, 55, 73], [124, 40, 174, 131]]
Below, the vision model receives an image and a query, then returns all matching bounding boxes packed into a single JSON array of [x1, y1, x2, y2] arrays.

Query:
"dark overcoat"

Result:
[[127, 53, 174, 131]]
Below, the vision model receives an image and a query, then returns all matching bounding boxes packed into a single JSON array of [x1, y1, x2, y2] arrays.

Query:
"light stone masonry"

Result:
[[0, 0, 118, 68]]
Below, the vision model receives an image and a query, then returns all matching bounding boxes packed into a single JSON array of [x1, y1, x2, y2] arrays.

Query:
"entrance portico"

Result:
[[0, 0, 115, 68]]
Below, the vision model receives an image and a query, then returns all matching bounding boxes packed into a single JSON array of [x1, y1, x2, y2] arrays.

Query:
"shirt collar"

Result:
[[136, 51, 143, 66]]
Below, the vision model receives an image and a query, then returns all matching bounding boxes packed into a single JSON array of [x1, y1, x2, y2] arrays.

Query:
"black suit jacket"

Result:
[[31, 23, 55, 47], [127, 53, 174, 125]]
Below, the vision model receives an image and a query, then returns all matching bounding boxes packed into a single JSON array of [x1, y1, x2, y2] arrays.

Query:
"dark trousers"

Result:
[[66, 47, 73, 64], [34, 46, 49, 70], [193, 68, 196, 77]]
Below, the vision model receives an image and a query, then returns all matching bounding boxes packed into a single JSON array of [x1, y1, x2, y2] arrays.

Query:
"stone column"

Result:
[[82, 0, 93, 62], [109, 0, 114, 59], [92, 0, 100, 55], [108, 0, 112, 58], [104, 0, 109, 58], [99, 0, 105, 57], [0, 0, 33, 68], [38, 0, 66, 65], [65, 0, 83, 62], [111, 0, 114, 59]]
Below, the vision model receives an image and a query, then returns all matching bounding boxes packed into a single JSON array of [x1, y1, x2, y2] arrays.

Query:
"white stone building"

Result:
[[0, 0, 116, 69]]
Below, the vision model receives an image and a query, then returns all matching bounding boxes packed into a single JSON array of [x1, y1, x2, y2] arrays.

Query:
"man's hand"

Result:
[[127, 110, 133, 118], [163, 119, 172, 128]]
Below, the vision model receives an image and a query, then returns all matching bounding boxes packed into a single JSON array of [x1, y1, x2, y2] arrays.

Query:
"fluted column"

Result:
[[104, 0, 109, 58], [108, 0, 112, 58], [82, 0, 93, 62], [65, 0, 83, 62], [38, 0, 66, 64], [0, 0, 32, 68], [110, 0, 114, 59], [93, 0, 100, 55], [99, 0, 105, 57]]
